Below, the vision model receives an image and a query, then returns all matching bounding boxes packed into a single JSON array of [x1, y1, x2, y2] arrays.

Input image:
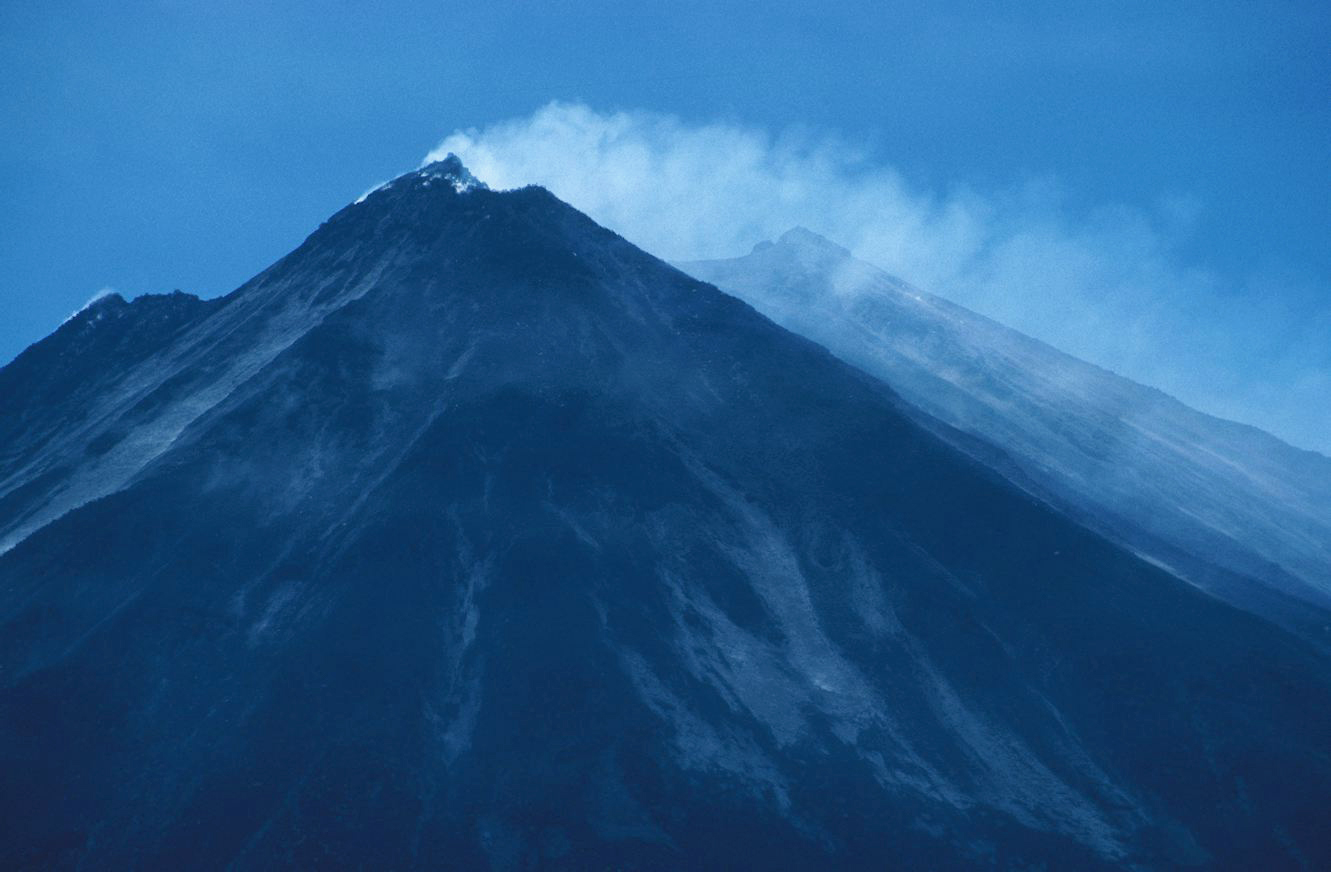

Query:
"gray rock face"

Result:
[[2, 165, 1329, 869]]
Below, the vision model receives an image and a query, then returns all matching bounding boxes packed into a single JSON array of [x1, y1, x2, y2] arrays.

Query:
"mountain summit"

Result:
[[777, 226, 851, 256], [2, 163, 1329, 869], [413, 153, 487, 192]]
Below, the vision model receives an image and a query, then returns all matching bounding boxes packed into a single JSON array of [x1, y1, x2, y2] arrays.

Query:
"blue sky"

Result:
[[2, 1, 1328, 450]]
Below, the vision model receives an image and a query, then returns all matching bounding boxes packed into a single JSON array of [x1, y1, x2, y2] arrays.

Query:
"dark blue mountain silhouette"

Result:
[[2, 158, 1328, 869]]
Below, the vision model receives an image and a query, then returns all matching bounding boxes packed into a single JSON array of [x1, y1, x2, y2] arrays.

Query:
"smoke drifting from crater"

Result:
[[427, 102, 1331, 455]]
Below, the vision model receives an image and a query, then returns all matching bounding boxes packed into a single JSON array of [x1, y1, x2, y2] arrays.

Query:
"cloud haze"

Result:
[[427, 103, 1330, 455]]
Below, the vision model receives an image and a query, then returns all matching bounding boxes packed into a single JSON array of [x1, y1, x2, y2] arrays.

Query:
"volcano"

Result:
[[2, 158, 1328, 870]]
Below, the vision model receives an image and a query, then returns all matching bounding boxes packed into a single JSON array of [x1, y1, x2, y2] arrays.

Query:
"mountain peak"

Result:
[[414, 153, 487, 193], [777, 226, 851, 258]]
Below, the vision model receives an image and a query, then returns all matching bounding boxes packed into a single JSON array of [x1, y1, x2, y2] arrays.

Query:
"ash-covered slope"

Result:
[[2, 160, 1329, 870], [685, 231, 1331, 637]]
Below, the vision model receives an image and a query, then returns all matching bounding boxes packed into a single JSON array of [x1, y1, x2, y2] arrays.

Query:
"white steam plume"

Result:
[[426, 102, 1330, 454]]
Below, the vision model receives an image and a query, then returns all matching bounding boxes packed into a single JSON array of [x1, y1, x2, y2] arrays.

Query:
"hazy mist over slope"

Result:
[[685, 229, 1331, 635]]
